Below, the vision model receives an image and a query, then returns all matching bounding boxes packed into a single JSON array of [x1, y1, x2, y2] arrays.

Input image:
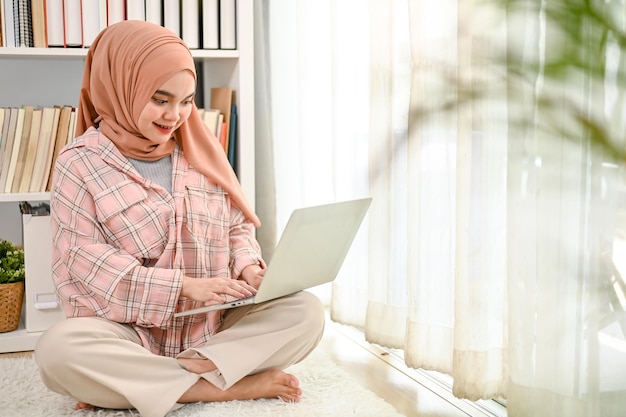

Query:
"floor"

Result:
[[319, 319, 505, 417], [0, 318, 506, 417]]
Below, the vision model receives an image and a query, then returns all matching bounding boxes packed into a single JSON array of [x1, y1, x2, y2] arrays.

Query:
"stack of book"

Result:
[[0, 105, 76, 194], [0, 0, 237, 49]]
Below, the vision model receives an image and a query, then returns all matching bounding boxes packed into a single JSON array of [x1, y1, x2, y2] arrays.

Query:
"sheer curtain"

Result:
[[254, 0, 626, 416], [504, 1, 626, 416]]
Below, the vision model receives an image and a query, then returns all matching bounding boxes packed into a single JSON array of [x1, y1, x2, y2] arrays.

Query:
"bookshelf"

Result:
[[0, 2, 256, 352], [0, 47, 239, 58]]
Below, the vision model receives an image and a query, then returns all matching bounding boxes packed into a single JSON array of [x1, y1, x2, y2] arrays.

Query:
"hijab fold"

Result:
[[77, 20, 260, 227]]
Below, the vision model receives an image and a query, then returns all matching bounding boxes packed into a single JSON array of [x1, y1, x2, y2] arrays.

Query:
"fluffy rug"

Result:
[[0, 348, 404, 417]]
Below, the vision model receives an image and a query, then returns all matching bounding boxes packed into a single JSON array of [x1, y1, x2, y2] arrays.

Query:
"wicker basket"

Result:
[[0, 281, 24, 333]]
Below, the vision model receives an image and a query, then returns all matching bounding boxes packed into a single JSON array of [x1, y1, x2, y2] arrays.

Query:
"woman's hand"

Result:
[[240, 263, 265, 290], [180, 276, 257, 305]]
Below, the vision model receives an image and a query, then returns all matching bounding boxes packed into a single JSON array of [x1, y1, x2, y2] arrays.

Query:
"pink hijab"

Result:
[[76, 20, 260, 227]]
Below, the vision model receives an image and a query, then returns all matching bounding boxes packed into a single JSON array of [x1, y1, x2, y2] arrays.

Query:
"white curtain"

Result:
[[503, 1, 626, 416], [255, 0, 626, 415]]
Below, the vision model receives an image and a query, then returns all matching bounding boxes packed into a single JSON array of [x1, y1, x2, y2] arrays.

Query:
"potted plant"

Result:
[[0, 239, 25, 333]]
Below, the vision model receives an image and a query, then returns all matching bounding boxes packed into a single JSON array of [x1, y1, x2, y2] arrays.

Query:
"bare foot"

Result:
[[74, 401, 95, 410], [180, 369, 302, 403]]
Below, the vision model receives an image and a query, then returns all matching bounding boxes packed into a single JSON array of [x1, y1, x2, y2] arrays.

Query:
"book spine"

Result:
[[227, 103, 237, 171], [181, 0, 199, 49], [30, 0, 47, 48], [63, 0, 82, 47], [125, 0, 144, 21], [45, 0, 64, 47], [17, 0, 34, 47], [81, 0, 101, 47], [106, 0, 125, 26], [202, 0, 218, 49], [144, 0, 162, 26], [219, 0, 236, 49], [3, 0, 16, 47], [163, 0, 180, 37]]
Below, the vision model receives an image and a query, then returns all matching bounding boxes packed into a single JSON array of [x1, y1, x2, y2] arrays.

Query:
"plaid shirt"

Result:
[[50, 127, 263, 357]]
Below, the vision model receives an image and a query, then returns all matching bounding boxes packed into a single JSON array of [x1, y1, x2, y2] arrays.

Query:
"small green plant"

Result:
[[0, 239, 25, 284]]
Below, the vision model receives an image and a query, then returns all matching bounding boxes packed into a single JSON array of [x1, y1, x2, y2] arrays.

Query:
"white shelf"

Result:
[[0, 47, 87, 58], [0, 47, 239, 59], [0, 193, 51, 203], [0, 319, 41, 353]]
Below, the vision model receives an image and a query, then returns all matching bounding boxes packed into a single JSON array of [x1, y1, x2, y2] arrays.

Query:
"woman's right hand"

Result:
[[180, 276, 257, 305]]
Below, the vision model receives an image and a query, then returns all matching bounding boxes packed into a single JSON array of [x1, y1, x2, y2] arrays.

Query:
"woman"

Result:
[[34, 20, 325, 417]]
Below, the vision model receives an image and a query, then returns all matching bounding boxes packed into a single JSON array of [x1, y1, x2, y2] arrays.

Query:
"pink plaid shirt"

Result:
[[50, 127, 263, 357]]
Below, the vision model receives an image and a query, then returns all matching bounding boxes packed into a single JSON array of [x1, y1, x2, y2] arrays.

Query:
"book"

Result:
[[27, 106, 56, 192], [145, 0, 162, 25], [36, 106, 61, 192], [215, 112, 224, 148], [0, 108, 18, 191], [31, 0, 46, 48], [209, 87, 233, 152], [81, 0, 104, 47], [97, 0, 106, 31], [16, 0, 33, 47], [18, 107, 43, 193], [163, 0, 179, 37], [63, 0, 82, 47], [181, 0, 199, 49], [45, 0, 64, 47], [202, 0, 218, 49], [12, 0, 18, 46], [219, 119, 227, 151], [219, 0, 236, 49], [0, 107, 12, 158], [45, 105, 72, 191], [201, 108, 220, 136], [4, 107, 27, 193], [11, 105, 37, 193], [106, 0, 125, 26], [0, 109, 12, 190], [2, 0, 15, 47], [0, 109, 13, 159], [126, 0, 144, 21], [67, 106, 76, 142]]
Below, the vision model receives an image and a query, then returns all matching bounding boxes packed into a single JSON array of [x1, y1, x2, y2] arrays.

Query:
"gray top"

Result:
[[128, 156, 173, 194]]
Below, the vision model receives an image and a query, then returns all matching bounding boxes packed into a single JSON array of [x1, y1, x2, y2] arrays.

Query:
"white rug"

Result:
[[0, 348, 405, 417]]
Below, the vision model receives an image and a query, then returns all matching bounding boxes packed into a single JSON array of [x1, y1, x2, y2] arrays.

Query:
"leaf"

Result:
[[0, 240, 25, 284]]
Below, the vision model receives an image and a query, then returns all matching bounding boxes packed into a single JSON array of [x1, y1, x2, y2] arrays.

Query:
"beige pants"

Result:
[[34, 291, 325, 417]]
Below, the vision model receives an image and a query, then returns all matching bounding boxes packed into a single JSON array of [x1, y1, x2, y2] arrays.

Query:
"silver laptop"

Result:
[[174, 197, 372, 317]]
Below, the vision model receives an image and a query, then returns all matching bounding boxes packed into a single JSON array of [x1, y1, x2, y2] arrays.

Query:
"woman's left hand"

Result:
[[240, 264, 265, 289]]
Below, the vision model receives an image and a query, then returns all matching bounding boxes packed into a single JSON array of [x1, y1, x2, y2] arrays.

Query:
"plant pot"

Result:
[[0, 281, 24, 333]]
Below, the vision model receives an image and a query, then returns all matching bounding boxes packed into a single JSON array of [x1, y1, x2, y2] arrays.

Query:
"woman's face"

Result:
[[137, 70, 196, 144]]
